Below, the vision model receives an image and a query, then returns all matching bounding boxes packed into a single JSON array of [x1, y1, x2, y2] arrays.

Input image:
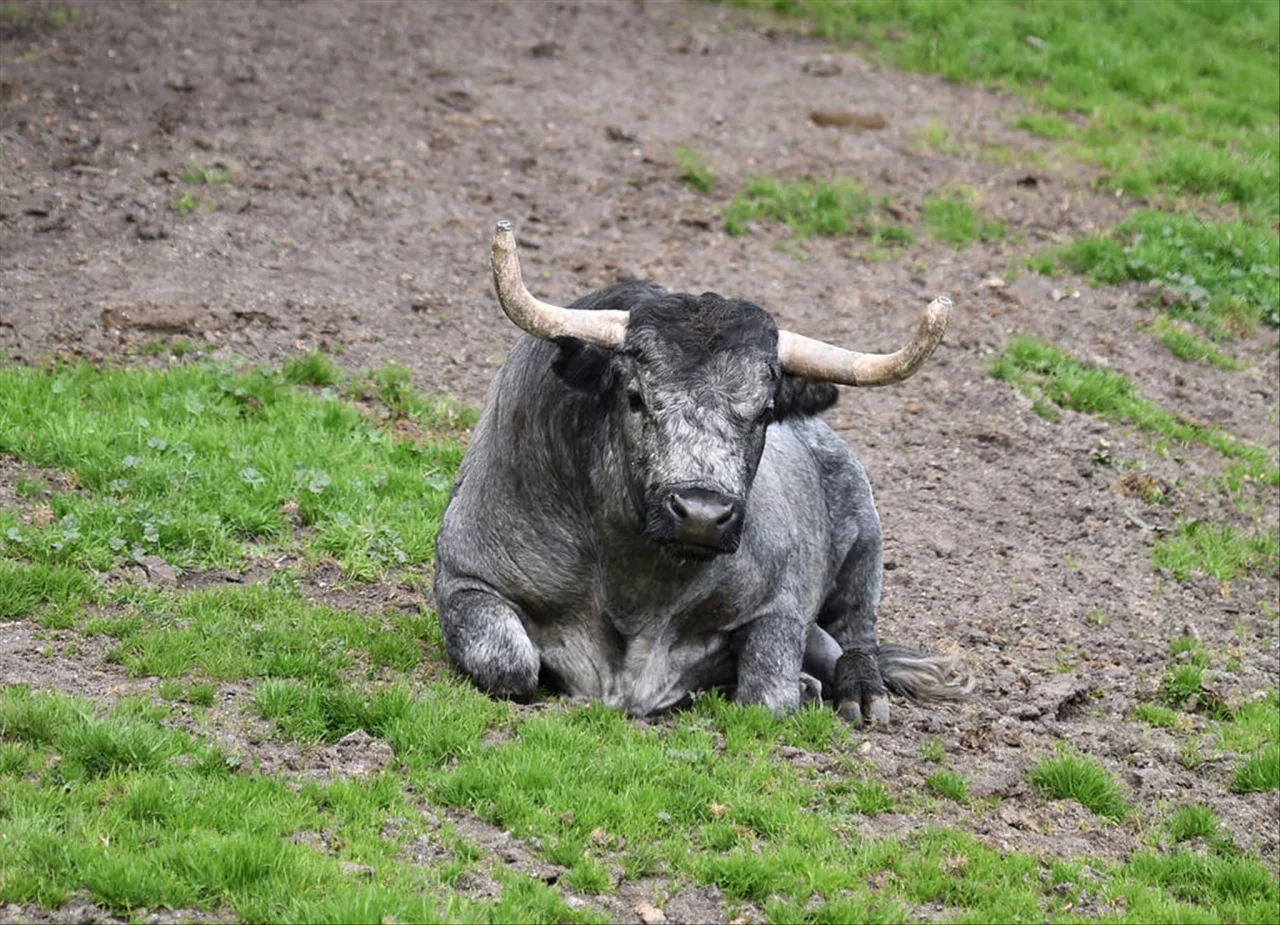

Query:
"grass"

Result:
[[924, 770, 968, 804], [0, 358, 469, 579], [723, 176, 912, 246], [1232, 742, 1280, 793], [733, 0, 1280, 217], [99, 584, 437, 685], [673, 145, 714, 194], [12, 678, 1272, 923], [922, 187, 1005, 248], [1028, 747, 1129, 821], [991, 335, 1279, 495], [282, 349, 342, 388], [0, 688, 593, 924], [171, 191, 209, 215], [1153, 520, 1279, 582], [1140, 638, 1278, 792], [1033, 210, 1280, 332], [0, 561, 98, 619], [180, 160, 232, 186], [1145, 314, 1241, 369], [1165, 803, 1224, 846]]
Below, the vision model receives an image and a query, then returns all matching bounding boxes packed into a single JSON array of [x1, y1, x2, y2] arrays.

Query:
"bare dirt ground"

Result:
[[2, 1, 1279, 921]]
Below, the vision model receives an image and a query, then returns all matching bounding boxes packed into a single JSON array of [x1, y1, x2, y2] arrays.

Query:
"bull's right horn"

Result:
[[776, 296, 952, 386], [490, 221, 629, 348]]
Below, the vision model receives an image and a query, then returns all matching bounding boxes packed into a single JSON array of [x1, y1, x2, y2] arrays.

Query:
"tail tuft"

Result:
[[877, 643, 974, 702]]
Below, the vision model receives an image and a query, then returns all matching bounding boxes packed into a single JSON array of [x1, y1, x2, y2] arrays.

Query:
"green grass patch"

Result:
[[1153, 520, 1279, 583], [723, 176, 913, 246], [0, 687, 593, 924], [673, 145, 714, 194], [1035, 211, 1280, 331], [0, 560, 98, 619], [1165, 803, 1224, 845], [282, 349, 341, 388], [922, 187, 1005, 248], [171, 191, 211, 216], [1232, 741, 1280, 793], [253, 676, 504, 764], [7, 680, 1280, 922], [735, 0, 1280, 216], [913, 119, 955, 154], [97, 583, 435, 684], [1014, 113, 1073, 140], [924, 769, 969, 804], [1029, 746, 1129, 821], [1145, 314, 1241, 369], [180, 161, 232, 186], [0, 358, 470, 577], [990, 335, 1279, 490], [157, 680, 216, 708]]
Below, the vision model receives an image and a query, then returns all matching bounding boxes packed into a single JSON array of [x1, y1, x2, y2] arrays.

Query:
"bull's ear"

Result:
[[551, 336, 616, 394], [772, 375, 838, 421]]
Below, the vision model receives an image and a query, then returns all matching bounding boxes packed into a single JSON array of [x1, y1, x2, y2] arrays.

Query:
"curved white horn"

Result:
[[776, 296, 952, 386], [490, 221, 628, 348]]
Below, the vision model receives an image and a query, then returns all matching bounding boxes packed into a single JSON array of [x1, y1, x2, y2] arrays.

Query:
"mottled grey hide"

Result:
[[434, 283, 970, 722]]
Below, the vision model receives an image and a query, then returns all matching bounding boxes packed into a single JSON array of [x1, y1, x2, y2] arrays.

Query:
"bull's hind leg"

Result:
[[437, 589, 539, 703], [819, 517, 974, 725], [817, 513, 892, 726]]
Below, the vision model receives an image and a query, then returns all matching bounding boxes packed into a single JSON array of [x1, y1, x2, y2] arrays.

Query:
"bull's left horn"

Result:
[[490, 221, 629, 348], [775, 296, 952, 386]]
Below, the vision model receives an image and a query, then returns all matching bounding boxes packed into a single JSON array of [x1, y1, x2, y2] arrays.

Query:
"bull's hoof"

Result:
[[835, 692, 890, 726], [798, 672, 823, 706], [834, 647, 890, 727]]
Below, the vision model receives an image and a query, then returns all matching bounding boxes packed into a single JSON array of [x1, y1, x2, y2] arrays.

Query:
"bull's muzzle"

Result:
[[662, 488, 743, 554]]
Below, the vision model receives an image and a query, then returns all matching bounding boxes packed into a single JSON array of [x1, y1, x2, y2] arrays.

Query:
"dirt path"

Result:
[[3, 0, 1278, 874]]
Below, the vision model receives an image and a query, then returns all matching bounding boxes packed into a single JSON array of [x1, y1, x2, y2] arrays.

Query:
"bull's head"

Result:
[[490, 221, 951, 559]]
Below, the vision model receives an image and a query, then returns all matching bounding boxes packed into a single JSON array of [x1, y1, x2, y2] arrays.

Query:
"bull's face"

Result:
[[553, 290, 837, 559]]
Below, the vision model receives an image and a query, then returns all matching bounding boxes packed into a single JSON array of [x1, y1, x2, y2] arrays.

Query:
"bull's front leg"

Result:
[[437, 588, 539, 703], [731, 608, 809, 715]]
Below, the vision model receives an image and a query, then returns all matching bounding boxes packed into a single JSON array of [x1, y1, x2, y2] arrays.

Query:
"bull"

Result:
[[433, 221, 972, 723]]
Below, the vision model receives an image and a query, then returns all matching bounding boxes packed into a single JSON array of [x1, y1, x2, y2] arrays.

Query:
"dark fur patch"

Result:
[[772, 376, 838, 421], [551, 336, 614, 394], [624, 291, 779, 370]]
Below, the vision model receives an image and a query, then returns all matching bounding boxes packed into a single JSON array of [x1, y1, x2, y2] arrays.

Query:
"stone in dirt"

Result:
[[137, 555, 178, 588], [100, 304, 203, 335], [810, 109, 888, 129], [317, 729, 395, 777], [635, 900, 667, 924]]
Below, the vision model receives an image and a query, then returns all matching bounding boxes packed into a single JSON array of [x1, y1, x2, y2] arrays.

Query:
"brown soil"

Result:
[[2, 1, 1278, 922]]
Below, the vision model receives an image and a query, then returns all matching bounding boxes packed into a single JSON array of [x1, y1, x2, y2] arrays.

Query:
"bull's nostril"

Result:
[[666, 494, 688, 520], [715, 505, 737, 527]]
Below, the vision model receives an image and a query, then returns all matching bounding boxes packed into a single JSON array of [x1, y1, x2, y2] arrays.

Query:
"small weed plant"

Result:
[[1029, 746, 1129, 821], [180, 160, 233, 186], [673, 145, 714, 194], [922, 187, 1005, 248]]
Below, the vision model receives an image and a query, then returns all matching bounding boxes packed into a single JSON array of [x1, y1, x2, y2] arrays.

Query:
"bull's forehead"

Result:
[[621, 292, 780, 376], [641, 348, 774, 414]]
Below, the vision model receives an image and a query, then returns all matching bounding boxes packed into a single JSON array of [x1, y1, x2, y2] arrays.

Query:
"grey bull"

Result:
[[433, 222, 973, 723]]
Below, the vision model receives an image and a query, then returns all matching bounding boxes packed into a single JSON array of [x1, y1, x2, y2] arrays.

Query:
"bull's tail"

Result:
[[878, 643, 975, 701]]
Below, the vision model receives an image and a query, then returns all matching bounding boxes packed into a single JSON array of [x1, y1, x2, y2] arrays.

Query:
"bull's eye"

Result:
[[627, 390, 645, 413]]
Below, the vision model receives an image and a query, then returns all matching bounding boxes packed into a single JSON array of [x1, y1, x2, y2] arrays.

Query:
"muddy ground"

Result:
[[1, 1, 1278, 922]]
